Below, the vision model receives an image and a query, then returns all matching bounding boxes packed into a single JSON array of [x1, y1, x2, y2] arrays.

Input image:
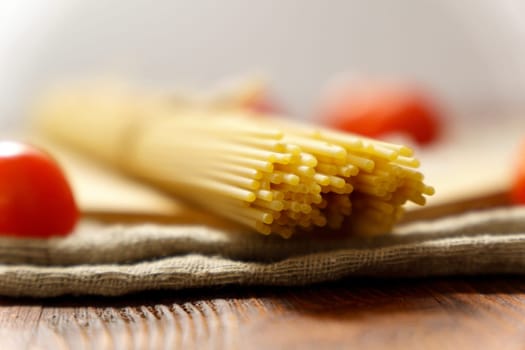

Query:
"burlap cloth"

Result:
[[1, 207, 525, 297]]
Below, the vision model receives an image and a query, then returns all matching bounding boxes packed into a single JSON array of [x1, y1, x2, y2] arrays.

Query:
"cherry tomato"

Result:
[[511, 139, 525, 204], [243, 91, 284, 115], [318, 82, 441, 145], [0, 141, 78, 237]]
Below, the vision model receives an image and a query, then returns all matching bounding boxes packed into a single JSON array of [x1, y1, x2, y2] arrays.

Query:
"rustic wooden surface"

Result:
[[0, 277, 524, 349]]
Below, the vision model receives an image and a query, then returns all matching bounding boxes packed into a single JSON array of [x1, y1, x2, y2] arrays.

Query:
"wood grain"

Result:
[[1, 277, 525, 349]]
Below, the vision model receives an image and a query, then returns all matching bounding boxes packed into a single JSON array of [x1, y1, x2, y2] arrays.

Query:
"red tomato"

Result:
[[318, 83, 441, 145], [0, 141, 78, 237], [244, 92, 283, 115], [511, 139, 525, 204]]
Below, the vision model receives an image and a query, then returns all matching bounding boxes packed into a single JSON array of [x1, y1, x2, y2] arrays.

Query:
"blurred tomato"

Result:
[[0, 141, 78, 238], [511, 139, 525, 204], [242, 90, 284, 115], [318, 82, 441, 145]]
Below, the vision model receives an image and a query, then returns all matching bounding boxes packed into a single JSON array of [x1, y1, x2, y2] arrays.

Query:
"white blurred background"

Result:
[[1, 0, 525, 130]]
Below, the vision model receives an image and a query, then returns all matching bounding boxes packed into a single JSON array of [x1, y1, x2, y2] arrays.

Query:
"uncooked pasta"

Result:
[[33, 83, 434, 238]]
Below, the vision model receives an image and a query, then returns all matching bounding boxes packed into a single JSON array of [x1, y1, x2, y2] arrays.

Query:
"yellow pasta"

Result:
[[33, 83, 434, 238]]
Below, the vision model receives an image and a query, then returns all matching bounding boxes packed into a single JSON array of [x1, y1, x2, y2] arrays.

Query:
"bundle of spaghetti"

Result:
[[33, 84, 434, 238]]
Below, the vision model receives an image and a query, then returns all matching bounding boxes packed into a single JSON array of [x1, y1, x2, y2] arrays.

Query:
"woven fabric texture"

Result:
[[1, 207, 524, 297]]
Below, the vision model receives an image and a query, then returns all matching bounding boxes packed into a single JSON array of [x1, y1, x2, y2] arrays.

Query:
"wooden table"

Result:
[[1, 276, 524, 349]]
